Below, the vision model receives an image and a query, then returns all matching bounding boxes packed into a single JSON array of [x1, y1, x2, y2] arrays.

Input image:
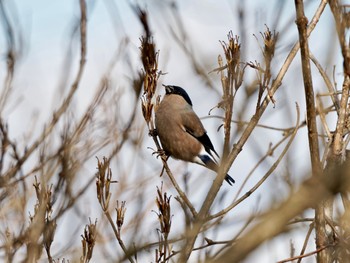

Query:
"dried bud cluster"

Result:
[[27, 177, 56, 262], [116, 200, 126, 231], [155, 186, 172, 262], [220, 32, 243, 94], [156, 187, 172, 239], [96, 157, 113, 211], [262, 27, 278, 63], [139, 8, 160, 129], [80, 219, 97, 263]]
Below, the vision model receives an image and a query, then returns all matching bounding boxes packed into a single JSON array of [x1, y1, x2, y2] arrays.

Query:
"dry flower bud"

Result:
[[116, 200, 126, 231]]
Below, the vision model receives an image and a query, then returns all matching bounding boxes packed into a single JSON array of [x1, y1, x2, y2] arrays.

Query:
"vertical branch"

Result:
[[328, 0, 350, 158], [328, 1, 350, 77], [219, 33, 242, 158], [155, 186, 172, 262], [294, 1, 326, 262], [180, 33, 243, 263], [327, 1, 350, 260], [0, 0, 16, 113]]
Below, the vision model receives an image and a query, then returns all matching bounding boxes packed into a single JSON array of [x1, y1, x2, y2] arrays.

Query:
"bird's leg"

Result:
[[151, 150, 169, 177], [148, 129, 170, 177]]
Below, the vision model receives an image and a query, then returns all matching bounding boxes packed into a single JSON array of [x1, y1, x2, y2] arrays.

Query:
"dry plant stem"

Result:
[[316, 96, 332, 140], [277, 245, 332, 263], [329, 0, 350, 77], [96, 158, 134, 263], [331, 59, 350, 157], [179, 1, 327, 261], [155, 188, 172, 262], [219, 55, 233, 157], [310, 53, 340, 113], [164, 238, 231, 261], [328, 0, 350, 227], [25, 178, 55, 262], [295, 1, 326, 262], [3, 0, 87, 180], [203, 114, 306, 133], [81, 219, 97, 263], [124, 237, 183, 261], [296, 222, 314, 263], [0, 0, 16, 114], [209, 104, 300, 221], [295, 0, 321, 177], [104, 211, 135, 263]]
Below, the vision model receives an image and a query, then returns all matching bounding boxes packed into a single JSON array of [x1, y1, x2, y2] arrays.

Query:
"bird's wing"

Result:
[[180, 110, 220, 159]]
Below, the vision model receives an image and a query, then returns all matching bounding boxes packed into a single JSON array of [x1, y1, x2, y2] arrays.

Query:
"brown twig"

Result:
[[296, 221, 314, 263], [295, 1, 326, 262], [278, 244, 333, 263], [310, 52, 340, 113]]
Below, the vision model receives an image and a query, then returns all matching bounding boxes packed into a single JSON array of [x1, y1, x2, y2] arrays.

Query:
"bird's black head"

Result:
[[162, 85, 193, 106]]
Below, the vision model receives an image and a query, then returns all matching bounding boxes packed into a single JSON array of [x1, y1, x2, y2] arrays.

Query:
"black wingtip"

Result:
[[225, 174, 235, 186]]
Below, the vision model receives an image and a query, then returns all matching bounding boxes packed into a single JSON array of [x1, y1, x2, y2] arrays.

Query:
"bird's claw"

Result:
[[152, 149, 167, 159], [149, 129, 158, 137]]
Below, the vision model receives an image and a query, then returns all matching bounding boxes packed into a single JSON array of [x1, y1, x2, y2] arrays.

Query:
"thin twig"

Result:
[[296, 221, 314, 263], [278, 244, 333, 263]]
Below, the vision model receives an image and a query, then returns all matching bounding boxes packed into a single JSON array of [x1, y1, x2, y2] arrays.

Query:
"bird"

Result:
[[154, 84, 235, 186]]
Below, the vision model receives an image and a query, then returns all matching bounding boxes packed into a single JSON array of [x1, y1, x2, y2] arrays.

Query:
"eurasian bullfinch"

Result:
[[155, 85, 235, 185]]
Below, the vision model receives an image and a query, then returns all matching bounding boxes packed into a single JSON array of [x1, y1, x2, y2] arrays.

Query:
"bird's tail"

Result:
[[199, 155, 235, 186], [224, 174, 235, 186]]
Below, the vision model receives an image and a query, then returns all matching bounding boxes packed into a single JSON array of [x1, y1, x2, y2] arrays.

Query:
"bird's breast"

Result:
[[155, 103, 202, 162]]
